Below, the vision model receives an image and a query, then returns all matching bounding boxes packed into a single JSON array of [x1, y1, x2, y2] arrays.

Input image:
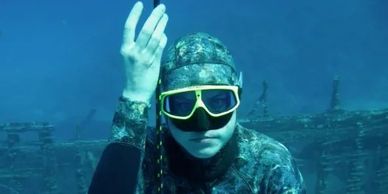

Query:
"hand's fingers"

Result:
[[123, 1, 143, 44], [149, 33, 168, 67], [136, 4, 166, 49], [158, 33, 168, 57], [145, 14, 168, 54]]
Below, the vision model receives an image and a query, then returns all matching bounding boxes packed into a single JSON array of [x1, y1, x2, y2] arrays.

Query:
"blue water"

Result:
[[1, 0, 387, 193], [1, 0, 388, 133]]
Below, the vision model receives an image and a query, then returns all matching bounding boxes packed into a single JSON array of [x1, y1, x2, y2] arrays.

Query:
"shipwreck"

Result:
[[0, 78, 387, 194]]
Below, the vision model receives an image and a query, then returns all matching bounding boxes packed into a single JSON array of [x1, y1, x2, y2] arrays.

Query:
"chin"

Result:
[[190, 151, 216, 159]]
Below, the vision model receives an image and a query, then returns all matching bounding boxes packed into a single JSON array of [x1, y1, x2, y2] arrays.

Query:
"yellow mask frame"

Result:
[[159, 85, 241, 120]]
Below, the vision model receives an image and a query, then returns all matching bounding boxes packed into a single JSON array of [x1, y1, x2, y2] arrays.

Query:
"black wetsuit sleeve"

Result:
[[88, 98, 149, 193], [88, 142, 141, 194]]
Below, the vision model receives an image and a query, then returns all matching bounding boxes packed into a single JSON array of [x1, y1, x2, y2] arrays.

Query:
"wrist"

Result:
[[121, 90, 152, 106]]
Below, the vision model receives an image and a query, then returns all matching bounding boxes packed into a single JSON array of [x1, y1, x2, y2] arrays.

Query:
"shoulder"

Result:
[[236, 123, 293, 166], [236, 124, 306, 193]]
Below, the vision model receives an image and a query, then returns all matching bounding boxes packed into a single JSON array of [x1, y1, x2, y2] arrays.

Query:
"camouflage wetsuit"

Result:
[[99, 97, 306, 194], [89, 32, 306, 194]]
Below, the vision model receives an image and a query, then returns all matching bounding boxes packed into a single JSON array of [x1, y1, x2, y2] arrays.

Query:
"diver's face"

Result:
[[167, 112, 237, 159]]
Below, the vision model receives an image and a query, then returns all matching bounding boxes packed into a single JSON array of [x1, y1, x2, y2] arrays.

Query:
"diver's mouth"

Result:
[[189, 136, 218, 143]]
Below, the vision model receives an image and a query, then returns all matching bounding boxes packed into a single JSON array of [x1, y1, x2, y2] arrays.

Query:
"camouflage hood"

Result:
[[161, 32, 239, 91]]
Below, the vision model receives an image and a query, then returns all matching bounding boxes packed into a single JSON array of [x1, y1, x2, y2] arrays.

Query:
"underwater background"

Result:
[[1, 0, 388, 193]]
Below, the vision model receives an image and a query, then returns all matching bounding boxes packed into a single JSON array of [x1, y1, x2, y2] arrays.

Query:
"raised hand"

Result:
[[121, 1, 168, 103]]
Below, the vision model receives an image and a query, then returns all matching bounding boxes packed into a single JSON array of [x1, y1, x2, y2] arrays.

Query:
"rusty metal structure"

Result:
[[0, 122, 106, 194], [240, 78, 388, 194], [0, 79, 387, 194]]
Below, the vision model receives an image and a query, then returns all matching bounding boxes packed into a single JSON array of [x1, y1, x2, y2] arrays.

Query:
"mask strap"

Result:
[[238, 71, 243, 88], [155, 78, 164, 193]]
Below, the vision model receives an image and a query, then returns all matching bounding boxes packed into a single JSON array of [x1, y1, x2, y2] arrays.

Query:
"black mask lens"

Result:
[[164, 91, 196, 117], [170, 108, 233, 132], [202, 89, 237, 114]]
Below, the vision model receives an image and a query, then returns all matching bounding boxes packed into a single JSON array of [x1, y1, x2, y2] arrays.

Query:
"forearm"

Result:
[[88, 143, 142, 194], [89, 96, 150, 194], [110, 96, 150, 150]]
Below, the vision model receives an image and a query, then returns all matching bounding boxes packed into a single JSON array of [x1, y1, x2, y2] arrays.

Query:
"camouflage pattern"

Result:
[[109, 33, 305, 193], [111, 100, 306, 194], [161, 32, 239, 91], [111, 97, 149, 150]]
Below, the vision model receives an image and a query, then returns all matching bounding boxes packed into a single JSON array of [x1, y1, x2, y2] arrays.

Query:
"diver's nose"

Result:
[[192, 107, 211, 132]]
